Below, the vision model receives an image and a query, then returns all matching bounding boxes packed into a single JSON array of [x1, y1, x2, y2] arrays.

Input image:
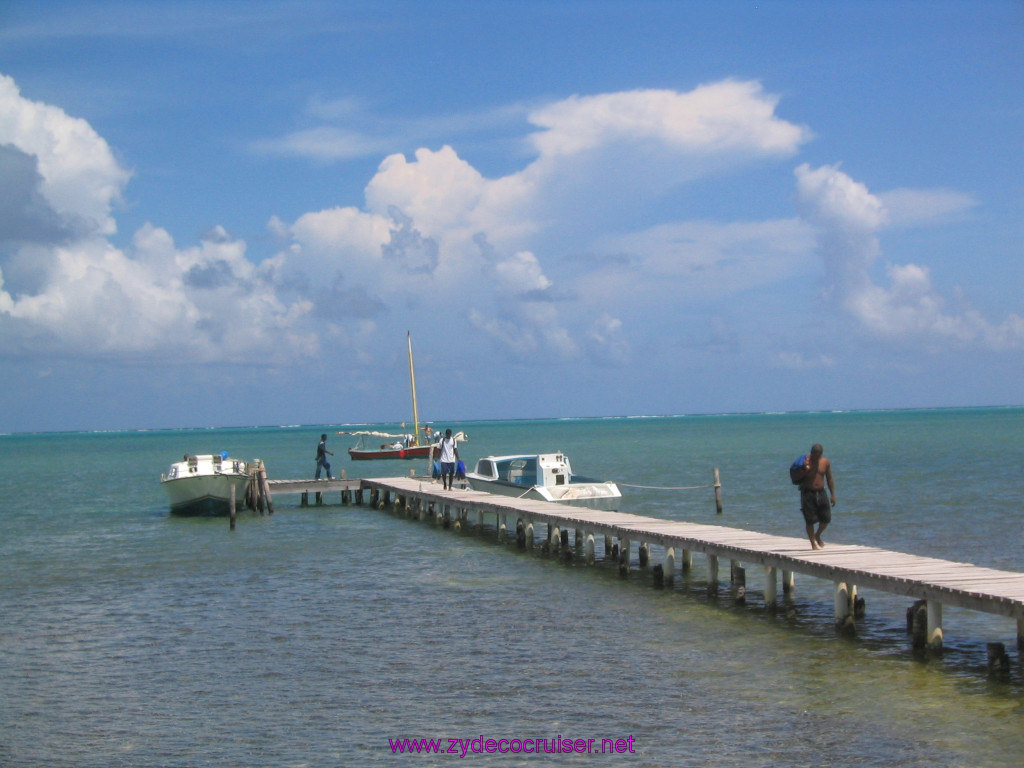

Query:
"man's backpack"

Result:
[[789, 455, 807, 485]]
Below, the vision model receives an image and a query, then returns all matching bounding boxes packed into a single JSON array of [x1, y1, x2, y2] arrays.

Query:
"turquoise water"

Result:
[[1, 408, 1022, 767]]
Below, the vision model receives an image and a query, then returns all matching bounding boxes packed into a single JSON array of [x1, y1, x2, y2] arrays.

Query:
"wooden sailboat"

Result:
[[342, 332, 434, 460]]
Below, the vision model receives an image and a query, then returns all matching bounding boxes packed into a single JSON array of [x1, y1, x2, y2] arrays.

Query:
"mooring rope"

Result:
[[617, 482, 714, 491]]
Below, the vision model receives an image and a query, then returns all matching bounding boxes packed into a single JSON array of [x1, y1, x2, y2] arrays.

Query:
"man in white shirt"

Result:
[[438, 428, 460, 490]]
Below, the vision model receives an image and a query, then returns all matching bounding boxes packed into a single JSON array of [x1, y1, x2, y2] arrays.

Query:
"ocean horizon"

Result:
[[4, 401, 1021, 437]]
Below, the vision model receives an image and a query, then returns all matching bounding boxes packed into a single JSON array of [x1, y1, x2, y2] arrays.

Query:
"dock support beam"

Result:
[[681, 549, 692, 572], [585, 532, 595, 565], [707, 555, 719, 591], [764, 566, 777, 609], [835, 582, 851, 621], [927, 601, 943, 650], [663, 547, 675, 586], [731, 562, 745, 602]]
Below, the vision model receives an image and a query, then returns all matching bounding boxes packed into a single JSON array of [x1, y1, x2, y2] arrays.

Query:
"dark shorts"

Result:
[[801, 488, 832, 526], [441, 461, 456, 475]]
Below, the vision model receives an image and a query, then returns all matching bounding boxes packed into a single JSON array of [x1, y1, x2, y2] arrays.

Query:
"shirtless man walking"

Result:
[[798, 444, 835, 550]]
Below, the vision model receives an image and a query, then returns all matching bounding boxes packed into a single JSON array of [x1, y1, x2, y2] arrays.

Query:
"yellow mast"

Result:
[[407, 331, 420, 446]]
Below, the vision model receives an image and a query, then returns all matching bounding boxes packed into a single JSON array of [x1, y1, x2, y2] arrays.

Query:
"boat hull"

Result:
[[348, 445, 432, 460], [162, 474, 250, 516], [465, 477, 621, 511], [466, 452, 621, 511]]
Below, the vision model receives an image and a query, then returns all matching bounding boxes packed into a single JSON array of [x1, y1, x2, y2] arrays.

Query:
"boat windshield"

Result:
[[498, 457, 537, 486]]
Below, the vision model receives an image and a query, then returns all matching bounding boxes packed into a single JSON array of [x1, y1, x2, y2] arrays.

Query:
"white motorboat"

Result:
[[465, 453, 621, 511], [160, 452, 250, 516]]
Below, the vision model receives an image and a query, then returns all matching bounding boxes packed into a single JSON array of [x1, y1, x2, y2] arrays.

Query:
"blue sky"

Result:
[[0, 0, 1021, 433]]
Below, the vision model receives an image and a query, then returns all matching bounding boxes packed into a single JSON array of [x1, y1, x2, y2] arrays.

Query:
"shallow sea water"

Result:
[[1, 409, 1022, 766]]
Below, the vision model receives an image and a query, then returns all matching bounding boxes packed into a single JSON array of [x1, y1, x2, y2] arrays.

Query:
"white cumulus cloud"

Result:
[[528, 81, 810, 159], [0, 74, 316, 362], [796, 163, 1023, 351], [0, 73, 130, 240]]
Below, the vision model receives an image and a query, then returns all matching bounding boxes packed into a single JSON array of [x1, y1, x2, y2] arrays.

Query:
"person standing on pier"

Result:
[[315, 434, 334, 480], [797, 443, 835, 550], [438, 428, 460, 490]]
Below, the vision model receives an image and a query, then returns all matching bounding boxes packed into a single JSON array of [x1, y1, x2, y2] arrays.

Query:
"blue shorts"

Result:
[[441, 461, 456, 475]]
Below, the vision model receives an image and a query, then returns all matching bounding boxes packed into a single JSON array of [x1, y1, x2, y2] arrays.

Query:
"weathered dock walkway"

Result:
[[264, 474, 1024, 667], [267, 476, 361, 506], [360, 477, 1024, 660]]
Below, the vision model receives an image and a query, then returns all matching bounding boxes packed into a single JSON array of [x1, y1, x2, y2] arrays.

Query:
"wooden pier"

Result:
[[267, 476, 361, 507], [267, 474, 1024, 667]]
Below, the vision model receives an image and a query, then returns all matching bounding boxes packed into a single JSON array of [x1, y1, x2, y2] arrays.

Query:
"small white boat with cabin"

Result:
[[465, 452, 621, 511], [161, 452, 250, 516]]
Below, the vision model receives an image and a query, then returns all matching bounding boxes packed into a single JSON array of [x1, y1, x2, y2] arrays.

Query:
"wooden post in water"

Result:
[[987, 642, 1011, 677], [663, 547, 675, 586], [907, 599, 927, 647], [731, 561, 746, 602], [927, 601, 943, 650], [245, 474, 257, 511], [229, 485, 236, 530], [714, 467, 723, 514], [258, 460, 274, 514], [681, 549, 693, 572], [764, 566, 778, 609], [834, 582, 851, 623]]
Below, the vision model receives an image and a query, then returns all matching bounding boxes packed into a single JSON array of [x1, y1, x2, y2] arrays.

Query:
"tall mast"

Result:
[[407, 331, 420, 446]]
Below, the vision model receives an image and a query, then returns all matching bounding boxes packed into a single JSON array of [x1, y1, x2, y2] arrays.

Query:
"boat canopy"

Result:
[[473, 454, 571, 487], [339, 430, 412, 439]]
